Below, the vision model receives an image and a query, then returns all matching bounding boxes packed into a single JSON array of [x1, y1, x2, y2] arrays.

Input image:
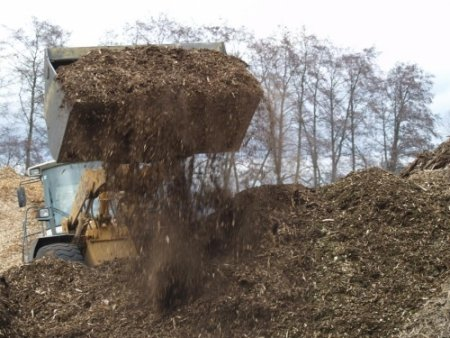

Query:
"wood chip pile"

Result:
[[0, 168, 22, 275], [1, 165, 450, 337], [401, 137, 450, 177], [0, 168, 42, 274]]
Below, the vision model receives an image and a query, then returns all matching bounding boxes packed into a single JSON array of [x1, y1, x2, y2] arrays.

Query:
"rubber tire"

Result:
[[35, 243, 84, 263]]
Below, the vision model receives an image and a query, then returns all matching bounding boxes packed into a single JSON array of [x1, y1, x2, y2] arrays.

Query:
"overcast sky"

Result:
[[2, 0, 449, 136]]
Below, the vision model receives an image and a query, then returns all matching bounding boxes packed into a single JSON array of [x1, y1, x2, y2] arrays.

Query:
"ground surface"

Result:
[[1, 159, 450, 337]]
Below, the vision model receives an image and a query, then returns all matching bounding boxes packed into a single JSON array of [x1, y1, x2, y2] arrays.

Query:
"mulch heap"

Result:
[[397, 138, 450, 338], [0, 167, 43, 274], [316, 168, 450, 336], [0, 276, 14, 338], [2, 166, 450, 337], [54, 45, 262, 163], [401, 137, 450, 177]]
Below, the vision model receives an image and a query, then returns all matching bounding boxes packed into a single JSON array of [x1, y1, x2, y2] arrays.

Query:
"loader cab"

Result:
[[18, 160, 101, 263], [27, 161, 102, 234]]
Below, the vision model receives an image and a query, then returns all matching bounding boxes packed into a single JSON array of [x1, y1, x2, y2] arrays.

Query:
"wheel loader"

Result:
[[17, 43, 260, 266]]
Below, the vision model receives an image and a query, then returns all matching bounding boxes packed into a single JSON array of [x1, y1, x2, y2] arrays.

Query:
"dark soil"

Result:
[[2, 167, 450, 337], [0, 276, 14, 338]]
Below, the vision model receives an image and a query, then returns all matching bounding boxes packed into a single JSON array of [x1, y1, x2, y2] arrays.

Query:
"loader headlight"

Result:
[[37, 208, 51, 221], [28, 167, 41, 177]]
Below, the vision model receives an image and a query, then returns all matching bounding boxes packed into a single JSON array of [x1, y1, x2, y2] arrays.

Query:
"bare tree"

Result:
[[248, 33, 296, 184], [0, 125, 24, 168], [290, 31, 319, 184], [300, 42, 331, 187], [382, 63, 436, 172], [318, 44, 347, 182], [8, 17, 70, 168], [123, 14, 200, 45], [340, 48, 377, 172]]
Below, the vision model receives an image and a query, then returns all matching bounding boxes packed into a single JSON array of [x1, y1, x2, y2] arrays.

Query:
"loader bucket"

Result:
[[44, 43, 262, 163]]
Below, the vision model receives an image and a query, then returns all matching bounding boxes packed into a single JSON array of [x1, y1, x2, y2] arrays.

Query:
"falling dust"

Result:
[[55, 45, 263, 311], [106, 159, 211, 311]]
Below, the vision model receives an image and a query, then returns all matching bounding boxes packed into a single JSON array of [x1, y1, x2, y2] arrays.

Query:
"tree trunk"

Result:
[[25, 57, 38, 169]]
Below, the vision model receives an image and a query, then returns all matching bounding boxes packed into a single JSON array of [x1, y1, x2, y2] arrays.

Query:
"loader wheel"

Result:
[[35, 243, 84, 263]]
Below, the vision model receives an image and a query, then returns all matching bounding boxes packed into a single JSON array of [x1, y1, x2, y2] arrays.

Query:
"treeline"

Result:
[[0, 16, 439, 189]]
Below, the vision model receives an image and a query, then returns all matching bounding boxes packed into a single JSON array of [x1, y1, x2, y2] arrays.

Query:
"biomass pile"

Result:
[[397, 139, 450, 337], [55, 45, 262, 163], [0, 276, 13, 338], [401, 137, 450, 177], [315, 168, 450, 336], [0, 168, 42, 273], [2, 167, 450, 337], [0, 168, 22, 273], [0, 167, 43, 338]]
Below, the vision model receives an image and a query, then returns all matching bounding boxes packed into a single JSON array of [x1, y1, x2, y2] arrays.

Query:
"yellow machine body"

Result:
[[61, 168, 137, 266]]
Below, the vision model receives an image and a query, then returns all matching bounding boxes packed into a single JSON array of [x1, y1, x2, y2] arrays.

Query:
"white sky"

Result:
[[1, 0, 449, 136]]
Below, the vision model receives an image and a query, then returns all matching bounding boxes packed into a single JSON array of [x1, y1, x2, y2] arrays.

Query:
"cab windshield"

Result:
[[41, 162, 101, 227]]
